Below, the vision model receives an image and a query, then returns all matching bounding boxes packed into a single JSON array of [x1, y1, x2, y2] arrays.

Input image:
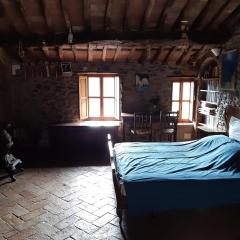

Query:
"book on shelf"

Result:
[[198, 107, 216, 115], [200, 100, 217, 106]]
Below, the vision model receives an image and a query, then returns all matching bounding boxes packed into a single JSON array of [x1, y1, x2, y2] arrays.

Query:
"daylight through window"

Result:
[[171, 80, 194, 122], [79, 75, 120, 120]]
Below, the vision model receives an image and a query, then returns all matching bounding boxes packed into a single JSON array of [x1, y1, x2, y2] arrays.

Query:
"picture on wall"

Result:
[[136, 73, 149, 91], [61, 62, 72, 76], [221, 49, 238, 90]]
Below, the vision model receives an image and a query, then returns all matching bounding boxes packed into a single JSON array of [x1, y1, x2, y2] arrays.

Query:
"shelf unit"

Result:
[[196, 61, 223, 137]]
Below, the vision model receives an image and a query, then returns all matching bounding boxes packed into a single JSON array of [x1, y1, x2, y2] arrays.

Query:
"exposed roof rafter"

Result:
[[104, 0, 112, 31], [139, 0, 156, 31]]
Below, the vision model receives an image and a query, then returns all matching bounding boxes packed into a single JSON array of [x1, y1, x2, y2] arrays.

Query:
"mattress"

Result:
[[114, 135, 240, 215]]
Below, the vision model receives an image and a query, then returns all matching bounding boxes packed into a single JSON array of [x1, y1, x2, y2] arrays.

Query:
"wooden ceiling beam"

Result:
[[176, 47, 190, 65], [171, 0, 190, 31], [83, 0, 91, 31], [162, 46, 175, 64], [205, 0, 231, 30], [60, 0, 71, 30], [71, 45, 77, 61], [139, 46, 152, 62], [0, 1, 4, 17], [196, 45, 211, 61], [127, 47, 135, 61], [88, 44, 93, 62], [219, 3, 240, 30], [0, 0, 28, 36], [0, 30, 229, 46], [139, 0, 156, 31], [156, 0, 169, 30], [192, 45, 208, 62], [163, 0, 188, 31], [187, 45, 205, 65], [16, 0, 34, 33], [104, 0, 112, 31], [151, 48, 161, 63], [122, 0, 130, 31], [42, 46, 50, 59], [58, 47, 63, 61], [190, 0, 212, 31], [0, 47, 11, 65], [113, 46, 121, 62], [38, 0, 51, 33], [102, 46, 107, 62]]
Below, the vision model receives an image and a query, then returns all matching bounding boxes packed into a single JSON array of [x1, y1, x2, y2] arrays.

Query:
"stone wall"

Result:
[[6, 61, 196, 130], [0, 65, 13, 124], [216, 29, 240, 130]]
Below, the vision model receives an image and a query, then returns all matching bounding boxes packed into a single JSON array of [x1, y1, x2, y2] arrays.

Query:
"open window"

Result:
[[79, 75, 120, 120], [171, 80, 194, 122]]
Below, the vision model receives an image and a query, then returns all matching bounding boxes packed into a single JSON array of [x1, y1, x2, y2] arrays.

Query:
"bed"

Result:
[[108, 106, 240, 219]]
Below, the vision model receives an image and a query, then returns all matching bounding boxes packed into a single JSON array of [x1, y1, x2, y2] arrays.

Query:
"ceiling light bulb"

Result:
[[68, 28, 73, 44]]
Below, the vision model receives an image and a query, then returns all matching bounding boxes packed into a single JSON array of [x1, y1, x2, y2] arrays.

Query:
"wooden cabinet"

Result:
[[196, 62, 225, 137]]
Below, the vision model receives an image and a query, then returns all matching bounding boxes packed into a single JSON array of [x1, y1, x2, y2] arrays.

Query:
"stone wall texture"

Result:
[[0, 65, 13, 124], [1, 33, 240, 139], [216, 31, 240, 130], [1, 61, 196, 132]]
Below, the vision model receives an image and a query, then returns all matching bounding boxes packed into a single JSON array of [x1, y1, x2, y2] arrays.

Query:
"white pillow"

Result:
[[229, 116, 240, 141]]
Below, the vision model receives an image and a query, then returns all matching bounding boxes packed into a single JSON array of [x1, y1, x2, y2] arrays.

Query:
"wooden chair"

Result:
[[130, 112, 152, 141], [159, 111, 179, 141]]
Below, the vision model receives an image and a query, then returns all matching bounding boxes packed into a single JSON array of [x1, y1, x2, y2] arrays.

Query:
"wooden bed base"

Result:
[[107, 134, 127, 221], [225, 105, 240, 133], [107, 106, 240, 221]]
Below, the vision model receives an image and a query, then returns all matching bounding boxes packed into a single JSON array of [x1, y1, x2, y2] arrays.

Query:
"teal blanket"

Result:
[[115, 135, 240, 215]]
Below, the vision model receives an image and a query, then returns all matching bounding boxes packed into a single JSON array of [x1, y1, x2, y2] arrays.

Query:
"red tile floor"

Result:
[[0, 166, 123, 240], [1, 165, 240, 240]]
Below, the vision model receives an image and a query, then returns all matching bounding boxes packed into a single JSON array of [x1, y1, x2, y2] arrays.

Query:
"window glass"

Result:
[[89, 77, 100, 97], [103, 77, 115, 97], [89, 98, 100, 117], [189, 102, 193, 121], [190, 81, 194, 102], [182, 102, 190, 119], [172, 102, 179, 112], [103, 98, 115, 117], [80, 75, 120, 120], [172, 82, 180, 100], [182, 82, 190, 100]]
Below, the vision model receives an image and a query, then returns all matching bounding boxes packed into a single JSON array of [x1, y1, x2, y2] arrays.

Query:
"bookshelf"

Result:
[[196, 61, 225, 137]]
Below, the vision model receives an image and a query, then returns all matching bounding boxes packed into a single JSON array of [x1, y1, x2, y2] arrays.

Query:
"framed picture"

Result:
[[220, 49, 238, 90], [136, 73, 149, 91], [61, 62, 72, 76]]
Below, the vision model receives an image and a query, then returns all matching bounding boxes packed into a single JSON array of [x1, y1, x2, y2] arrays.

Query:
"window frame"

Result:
[[79, 74, 120, 121], [171, 79, 194, 123]]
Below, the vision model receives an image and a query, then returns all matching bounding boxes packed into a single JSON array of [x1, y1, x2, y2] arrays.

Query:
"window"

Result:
[[79, 75, 120, 120], [171, 80, 194, 122]]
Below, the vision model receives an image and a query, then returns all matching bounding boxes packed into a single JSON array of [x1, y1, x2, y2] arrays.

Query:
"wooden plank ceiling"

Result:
[[0, 0, 239, 64]]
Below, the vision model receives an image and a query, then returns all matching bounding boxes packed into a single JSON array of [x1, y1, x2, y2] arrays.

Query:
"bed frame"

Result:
[[107, 134, 127, 221], [225, 105, 240, 133], [107, 106, 240, 221]]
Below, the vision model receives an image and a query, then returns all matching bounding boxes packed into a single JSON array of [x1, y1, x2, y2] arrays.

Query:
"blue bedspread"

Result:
[[114, 135, 240, 215]]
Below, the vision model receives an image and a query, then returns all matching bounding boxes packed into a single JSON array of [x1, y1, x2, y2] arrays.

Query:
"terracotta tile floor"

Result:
[[0, 167, 123, 240], [1, 165, 240, 240]]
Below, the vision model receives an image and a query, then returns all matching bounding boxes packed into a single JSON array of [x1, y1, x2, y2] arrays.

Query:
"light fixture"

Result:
[[18, 40, 25, 59], [68, 27, 73, 44], [180, 20, 189, 40], [211, 48, 222, 57], [180, 20, 190, 51]]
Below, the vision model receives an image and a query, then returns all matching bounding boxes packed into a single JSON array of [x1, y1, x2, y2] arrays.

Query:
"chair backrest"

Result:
[[160, 111, 179, 131], [134, 112, 152, 131]]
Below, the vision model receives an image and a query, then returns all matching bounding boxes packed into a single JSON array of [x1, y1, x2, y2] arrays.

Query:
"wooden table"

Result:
[[121, 112, 161, 141], [121, 113, 134, 141], [197, 125, 226, 138]]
